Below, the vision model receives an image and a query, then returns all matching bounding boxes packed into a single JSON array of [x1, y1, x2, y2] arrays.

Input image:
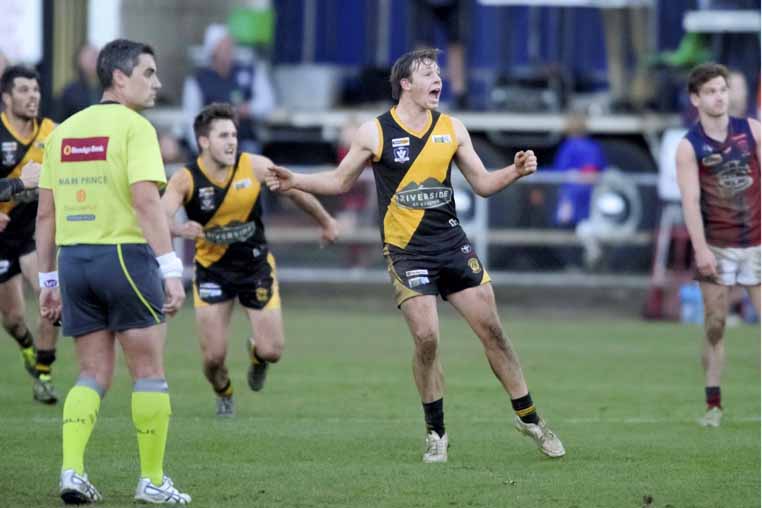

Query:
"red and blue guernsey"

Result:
[[685, 116, 760, 248]]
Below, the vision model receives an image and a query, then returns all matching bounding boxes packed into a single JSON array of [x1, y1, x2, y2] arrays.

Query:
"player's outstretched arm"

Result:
[[451, 117, 537, 197], [251, 153, 339, 245], [161, 169, 204, 239], [265, 120, 377, 195], [676, 138, 716, 278]]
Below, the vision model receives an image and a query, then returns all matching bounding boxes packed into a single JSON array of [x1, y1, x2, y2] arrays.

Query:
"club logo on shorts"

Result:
[[198, 187, 216, 211], [61, 137, 109, 162], [0, 260, 9, 275], [468, 257, 482, 274], [461, 244, 472, 254], [395, 178, 453, 210], [256, 287, 270, 303], [1, 141, 17, 165], [393, 146, 410, 164], [405, 269, 428, 277]]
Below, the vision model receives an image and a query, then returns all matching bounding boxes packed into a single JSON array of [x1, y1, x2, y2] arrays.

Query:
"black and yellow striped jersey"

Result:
[[0, 113, 55, 237], [181, 152, 268, 270], [371, 106, 467, 252]]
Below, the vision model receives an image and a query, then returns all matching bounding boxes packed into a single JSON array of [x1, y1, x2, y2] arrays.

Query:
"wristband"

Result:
[[156, 252, 184, 279], [39, 271, 59, 289]]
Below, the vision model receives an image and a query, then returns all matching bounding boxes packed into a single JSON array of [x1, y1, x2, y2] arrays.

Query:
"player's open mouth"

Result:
[[429, 89, 440, 100]]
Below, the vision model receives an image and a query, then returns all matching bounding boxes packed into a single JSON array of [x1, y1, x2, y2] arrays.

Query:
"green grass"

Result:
[[1, 298, 759, 507]]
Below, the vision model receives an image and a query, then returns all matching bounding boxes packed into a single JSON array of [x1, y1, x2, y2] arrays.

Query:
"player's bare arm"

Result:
[[451, 117, 537, 197], [35, 188, 61, 321], [676, 138, 717, 278], [251, 153, 339, 245], [452, 117, 537, 196], [265, 120, 377, 195], [161, 169, 204, 239]]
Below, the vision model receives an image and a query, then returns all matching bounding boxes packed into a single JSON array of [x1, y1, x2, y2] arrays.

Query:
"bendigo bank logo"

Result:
[[61, 137, 109, 162], [395, 178, 453, 210]]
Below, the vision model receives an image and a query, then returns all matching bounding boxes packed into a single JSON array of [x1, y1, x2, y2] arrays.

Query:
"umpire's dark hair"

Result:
[[688, 63, 729, 95], [389, 48, 441, 101], [97, 38, 155, 89], [193, 102, 238, 145], [0, 65, 40, 95]]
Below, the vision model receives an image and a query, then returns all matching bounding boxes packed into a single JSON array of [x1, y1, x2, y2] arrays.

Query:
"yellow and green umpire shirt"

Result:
[[39, 102, 166, 245], [180, 151, 268, 271], [371, 106, 467, 253], [0, 112, 56, 238]]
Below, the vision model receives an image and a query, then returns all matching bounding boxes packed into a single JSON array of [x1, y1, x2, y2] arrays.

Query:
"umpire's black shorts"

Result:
[[59, 244, 165, 337]]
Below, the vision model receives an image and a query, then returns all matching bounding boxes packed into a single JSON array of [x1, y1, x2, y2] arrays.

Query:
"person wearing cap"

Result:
[[181, 24, 275, 154]]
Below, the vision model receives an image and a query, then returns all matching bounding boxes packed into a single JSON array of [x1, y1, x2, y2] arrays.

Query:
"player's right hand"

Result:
[[265, 165, 294, 192], [0, 212, 10, 233], [176, 221, 204, 239], [20, 161, 41, 189], [695, 247, 718, 278], [39, 287, 62, 322], [162, 277, 185, 317]]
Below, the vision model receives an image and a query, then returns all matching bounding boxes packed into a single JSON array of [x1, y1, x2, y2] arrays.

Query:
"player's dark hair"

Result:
[[0, 65, 40, 95], [193, 102, 238, 146], [97, 38, 155, 89], [389, 48, 441, 101], [688, 63, 729, 95]]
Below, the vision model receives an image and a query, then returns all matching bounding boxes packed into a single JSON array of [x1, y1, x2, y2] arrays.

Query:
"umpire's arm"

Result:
[[132, 181, 175, 257]]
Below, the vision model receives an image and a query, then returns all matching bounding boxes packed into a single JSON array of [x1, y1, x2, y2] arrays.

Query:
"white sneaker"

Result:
[[60, 469, 102, 504], [422, 431, 448, 463], [699, 406, 722, 428], [134, 475, 191, 504], [513, 416, 565, 458]]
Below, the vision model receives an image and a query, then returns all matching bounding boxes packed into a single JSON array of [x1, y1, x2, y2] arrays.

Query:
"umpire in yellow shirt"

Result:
[[36, 39, 191, 505]]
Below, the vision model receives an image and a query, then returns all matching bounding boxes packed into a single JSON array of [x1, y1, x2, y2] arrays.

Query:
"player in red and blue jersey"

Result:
[[676, 63, 760, 428]]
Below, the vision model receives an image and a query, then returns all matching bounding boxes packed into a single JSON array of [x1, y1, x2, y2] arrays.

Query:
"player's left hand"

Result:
[[320, 217, 339, 247], [0, 212, 9, 232], [514, 150, 537, 177], [162, 277, 185, 317], [39, 287, 62, 322]]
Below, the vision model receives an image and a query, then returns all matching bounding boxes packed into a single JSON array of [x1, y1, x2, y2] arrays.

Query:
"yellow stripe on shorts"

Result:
[[117, 244, 160, 324]]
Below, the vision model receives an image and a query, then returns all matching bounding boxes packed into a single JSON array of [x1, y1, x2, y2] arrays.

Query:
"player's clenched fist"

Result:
[[265, 165, 295, 192], [514, 150, 537, 177]]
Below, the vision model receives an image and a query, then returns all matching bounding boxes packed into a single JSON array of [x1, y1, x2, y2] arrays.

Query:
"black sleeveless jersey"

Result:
[[182, 152, 268, 270]]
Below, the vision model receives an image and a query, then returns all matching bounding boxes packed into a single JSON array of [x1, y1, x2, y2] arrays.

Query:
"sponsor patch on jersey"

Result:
[[391, 137, 410, 147], [204, 221, 257, 245], [234, 178, 252, 190], [405, 269, 429, 277], [432, 134, 451, 144], [1, 141, 17, 165], [61, 137, 109, 162], [65, 214, 96, 221], [198, 187, 215, 211], [407, 276, 430, 288], [717, 162, 753, 195], [393, 146, 410, 163], [702, 154, 723, 167], [395, 178, 453, 209]]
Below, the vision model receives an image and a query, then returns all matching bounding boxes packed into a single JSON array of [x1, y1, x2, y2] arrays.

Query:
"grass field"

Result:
[[1, 296, 759, 507]]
